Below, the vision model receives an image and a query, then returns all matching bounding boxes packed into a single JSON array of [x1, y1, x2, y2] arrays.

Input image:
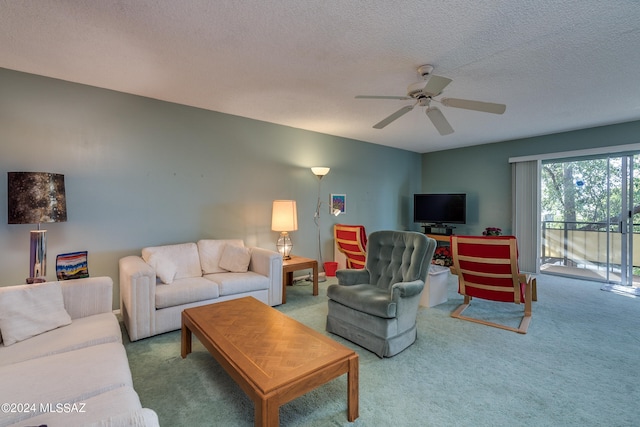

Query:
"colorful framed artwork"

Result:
[[56, 251, 89, 280], [331, 194, 346, 214]]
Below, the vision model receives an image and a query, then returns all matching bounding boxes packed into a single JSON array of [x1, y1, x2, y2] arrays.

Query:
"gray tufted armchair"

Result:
[[326, 230, 436, 357]]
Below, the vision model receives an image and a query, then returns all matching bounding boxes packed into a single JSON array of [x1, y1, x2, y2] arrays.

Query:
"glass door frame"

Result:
[[539, 153, 639, 286], [619, 155, 634, 285]]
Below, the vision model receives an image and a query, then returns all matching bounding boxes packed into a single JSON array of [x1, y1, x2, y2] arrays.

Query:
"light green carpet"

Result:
[[123, 274, 639, 426]]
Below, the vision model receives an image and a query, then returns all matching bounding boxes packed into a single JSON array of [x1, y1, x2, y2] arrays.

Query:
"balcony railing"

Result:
[[541, 221, 640, 269]]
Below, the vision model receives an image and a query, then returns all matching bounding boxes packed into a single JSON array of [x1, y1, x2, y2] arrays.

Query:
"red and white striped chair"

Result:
[[334, 224, 367, 269], [450, 235, 537, 334]]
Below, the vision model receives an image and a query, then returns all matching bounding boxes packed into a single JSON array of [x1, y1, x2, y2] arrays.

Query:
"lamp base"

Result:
[[276, 232, 293, 260], [29, 229, 47, 282], [26, 277, 47, 284]]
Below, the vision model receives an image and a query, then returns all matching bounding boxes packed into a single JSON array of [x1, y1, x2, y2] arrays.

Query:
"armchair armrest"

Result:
[[248, 246, 283, 306], [390, 279, 425, 299], [336, 269, 370, 286], [391, 279, 426, 331], [119, 256, 156, 341], [518, 273, 538, 302], [61, 276, 113, 320]]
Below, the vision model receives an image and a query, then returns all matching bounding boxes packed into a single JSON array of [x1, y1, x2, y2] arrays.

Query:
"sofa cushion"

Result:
[[142, 242, 202, 280], [197, 239, 245, 274], [61, 276, 114, 320], [219, 244, 252, 273], [14, 386, 149, 427], [155, 277, 220, 309], [0, 281, 72, 346], [204, 271, 269, 297], [0, 342, 135, 427], [0, 312, 121, 367], [145, 253, 177, 284], [85, 407, 160, 427]]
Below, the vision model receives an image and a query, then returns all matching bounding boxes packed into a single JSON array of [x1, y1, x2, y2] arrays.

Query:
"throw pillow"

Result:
[[146, 253, 177, 284], [218, 244, 252, 273], [0, 281, 72, 346], [197, 239, 245, 274], [142, 242, 202, 280]]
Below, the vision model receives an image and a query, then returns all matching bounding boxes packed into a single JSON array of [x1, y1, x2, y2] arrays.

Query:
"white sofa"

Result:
[[119, 239, 283, 341], [0, 276, 159, 427]]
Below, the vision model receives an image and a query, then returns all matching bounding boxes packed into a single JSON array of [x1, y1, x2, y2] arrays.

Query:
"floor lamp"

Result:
[[311, 167, 340, 281], [8, 172, 67, 283]]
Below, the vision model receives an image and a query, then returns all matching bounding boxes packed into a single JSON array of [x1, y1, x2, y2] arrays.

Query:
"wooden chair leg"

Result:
[[518, 314, 532, 334], [531, 277, 538, 301], [524, 281, 533, 317], [451, 303, 469, 319], [451, 299, 532, 334]]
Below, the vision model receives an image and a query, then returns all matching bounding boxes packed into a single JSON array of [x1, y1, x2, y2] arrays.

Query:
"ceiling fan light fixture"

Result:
[[407, 81, 427, 97]]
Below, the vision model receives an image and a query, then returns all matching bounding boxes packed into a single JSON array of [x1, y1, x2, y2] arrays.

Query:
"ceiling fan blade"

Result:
[[423, 75, 452, 96], [356, 95, 411, 100], [440, 97, 506, 114], [426, 107, 454, 135], [373, 105, 414, 129]]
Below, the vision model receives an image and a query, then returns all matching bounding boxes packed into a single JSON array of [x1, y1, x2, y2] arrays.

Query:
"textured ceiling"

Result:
[[1, 1, 640, 153]]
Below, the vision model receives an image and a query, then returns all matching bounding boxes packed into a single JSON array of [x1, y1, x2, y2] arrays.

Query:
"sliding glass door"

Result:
[[540, 153, 640, 286]]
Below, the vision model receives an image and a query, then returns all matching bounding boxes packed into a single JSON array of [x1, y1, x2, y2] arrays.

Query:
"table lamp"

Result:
[[8, 172, 67, 283], [271, 200, 298, 259]]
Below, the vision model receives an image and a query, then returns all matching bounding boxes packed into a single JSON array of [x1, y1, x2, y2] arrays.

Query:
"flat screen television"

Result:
[[413, 193, 466, 225]]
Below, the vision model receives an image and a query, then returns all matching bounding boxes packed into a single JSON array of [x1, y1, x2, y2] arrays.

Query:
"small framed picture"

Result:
[[331, 194, 346, 214], [56, 251, 89, 280]]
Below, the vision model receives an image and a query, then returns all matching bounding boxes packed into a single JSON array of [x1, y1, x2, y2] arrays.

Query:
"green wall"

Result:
[[5, 65, 638, 307], [422, 120, 640, 236], [0, 68, 422, 307]]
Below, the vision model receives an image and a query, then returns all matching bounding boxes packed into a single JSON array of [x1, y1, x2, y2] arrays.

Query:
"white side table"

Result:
[[420, 265, 450, 308]]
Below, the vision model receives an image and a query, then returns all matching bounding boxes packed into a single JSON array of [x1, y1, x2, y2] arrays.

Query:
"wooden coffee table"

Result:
[[181, 297, 359, 426]]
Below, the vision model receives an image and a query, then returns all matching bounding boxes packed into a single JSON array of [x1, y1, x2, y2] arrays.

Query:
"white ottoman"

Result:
[[420, 265, 450, 308]]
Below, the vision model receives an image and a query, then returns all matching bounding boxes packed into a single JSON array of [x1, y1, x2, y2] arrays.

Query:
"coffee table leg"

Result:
[[347, 354, 359, 421], [181, 322, 192, 359], [255, 397, 278, 427]]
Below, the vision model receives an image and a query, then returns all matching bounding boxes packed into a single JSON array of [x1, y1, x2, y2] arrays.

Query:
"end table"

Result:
[[282, 256, 318, 304]]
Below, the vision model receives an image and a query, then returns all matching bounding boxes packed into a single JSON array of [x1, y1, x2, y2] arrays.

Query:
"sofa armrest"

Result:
[[119, 256, 156, 341], [249, 247, 283, 306], [61, 276, 113, 320]]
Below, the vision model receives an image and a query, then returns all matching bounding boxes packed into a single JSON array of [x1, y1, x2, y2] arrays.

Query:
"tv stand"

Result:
[[422, 224, 455, 236], [427, 234, 451, 243]]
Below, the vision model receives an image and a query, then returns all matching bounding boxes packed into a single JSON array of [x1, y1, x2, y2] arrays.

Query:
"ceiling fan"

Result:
[[356, 65, 506, 135]]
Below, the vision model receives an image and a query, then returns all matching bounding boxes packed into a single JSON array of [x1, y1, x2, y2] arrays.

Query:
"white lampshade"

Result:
[[271, 200, 298, 231], [311, 167, 330, 179]]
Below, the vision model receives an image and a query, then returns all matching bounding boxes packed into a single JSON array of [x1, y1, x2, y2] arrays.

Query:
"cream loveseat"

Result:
[[0, 276, 159, 427], [119, 239, 283, 341]]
